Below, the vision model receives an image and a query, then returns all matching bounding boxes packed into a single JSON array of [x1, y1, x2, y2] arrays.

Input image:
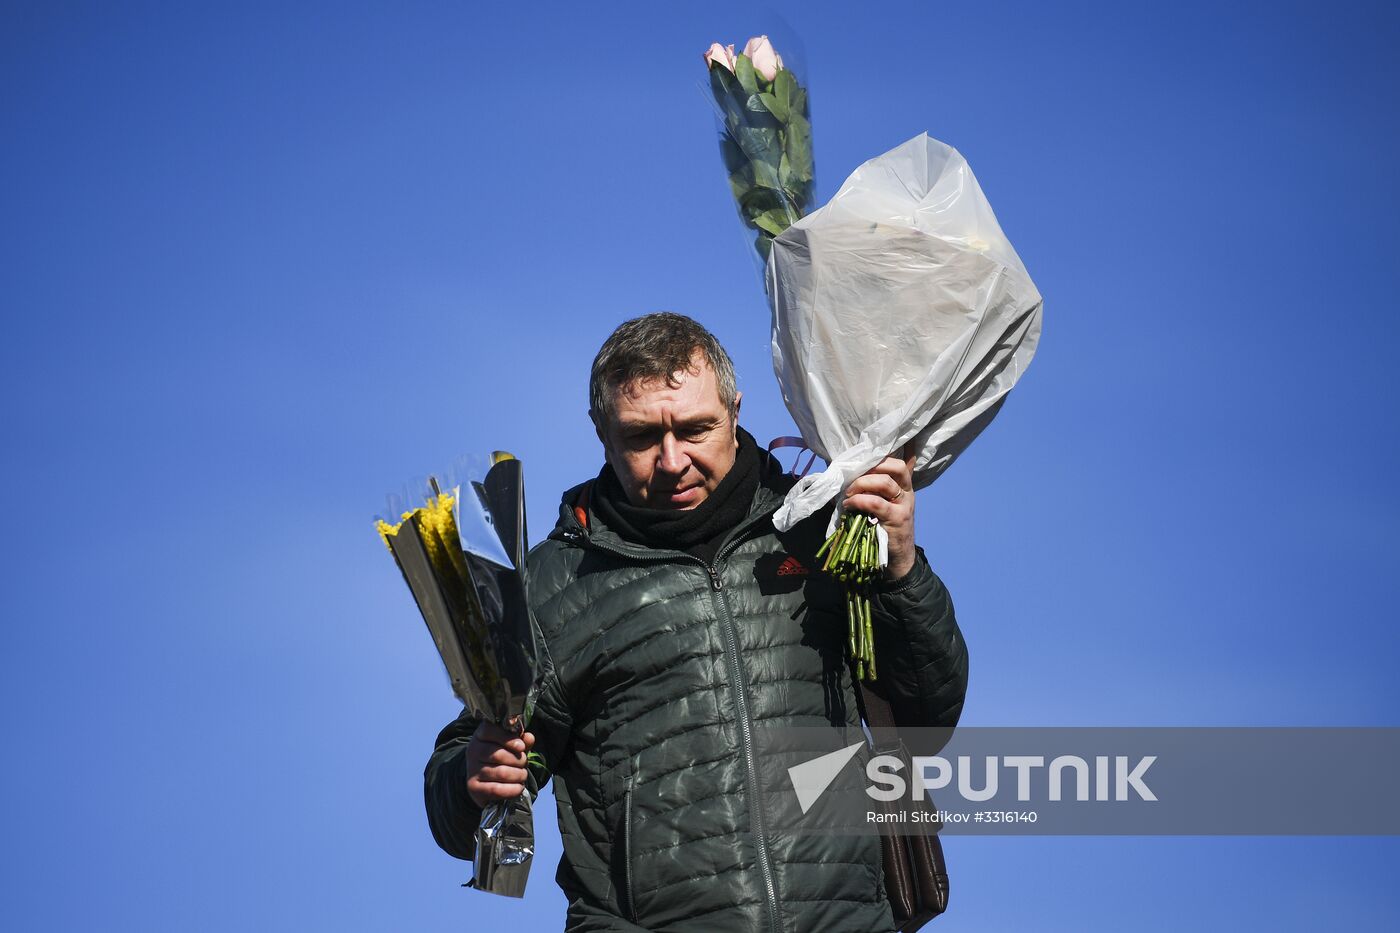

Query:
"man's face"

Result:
[[595, 354, 742, 510]]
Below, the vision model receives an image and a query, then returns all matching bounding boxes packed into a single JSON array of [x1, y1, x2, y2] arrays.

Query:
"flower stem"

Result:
[[818, 510, 882, 680]]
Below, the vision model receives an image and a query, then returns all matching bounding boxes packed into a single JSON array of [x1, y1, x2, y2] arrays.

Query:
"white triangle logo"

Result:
[[788, 741, 866, 814]]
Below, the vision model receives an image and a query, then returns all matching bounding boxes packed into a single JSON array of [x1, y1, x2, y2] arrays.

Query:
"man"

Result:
[[425, 313, 968, 932]]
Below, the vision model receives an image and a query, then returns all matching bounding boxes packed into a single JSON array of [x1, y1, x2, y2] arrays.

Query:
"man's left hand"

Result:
[[840, 449, 917, 582]]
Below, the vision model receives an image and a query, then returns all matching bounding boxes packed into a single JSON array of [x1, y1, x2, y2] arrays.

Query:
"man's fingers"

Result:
[[855, 455, 914, 494], [474, 720, 516, 744], [467, 754, 532, 808], [468, 781, 527, 807], [468, 727, 534, 775], [845, 455, 916, 526], [481, 745, 528, 768], [846, 473, 904, 502], [475, 764, 529, 784], [865, 454, 912, 483], [842, 493, 897, 523], [473, 720, 530, 753], [482, 782, 527, 798]]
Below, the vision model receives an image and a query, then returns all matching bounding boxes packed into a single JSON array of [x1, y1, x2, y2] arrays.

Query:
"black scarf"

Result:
[[592, 425, 763, 566]]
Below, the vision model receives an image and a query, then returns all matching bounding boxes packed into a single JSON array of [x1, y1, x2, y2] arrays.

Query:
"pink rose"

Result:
[[742, 35, 783, 81], [703, 42, 737, 73]]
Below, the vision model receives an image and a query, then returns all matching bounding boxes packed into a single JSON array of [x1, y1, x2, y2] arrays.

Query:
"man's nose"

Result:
[[657, 433, 690, 475]]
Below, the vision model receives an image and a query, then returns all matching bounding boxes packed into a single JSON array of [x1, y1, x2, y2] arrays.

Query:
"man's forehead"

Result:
[[616, 360, 716, 401], [611, 361, 726, 419]]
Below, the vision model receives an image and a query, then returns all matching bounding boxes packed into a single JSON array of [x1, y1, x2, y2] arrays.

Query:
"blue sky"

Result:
[[2, 1, 1398, 929]]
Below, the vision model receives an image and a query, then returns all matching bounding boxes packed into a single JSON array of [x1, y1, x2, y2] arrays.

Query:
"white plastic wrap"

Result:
[[767, 133, 1043, 531]]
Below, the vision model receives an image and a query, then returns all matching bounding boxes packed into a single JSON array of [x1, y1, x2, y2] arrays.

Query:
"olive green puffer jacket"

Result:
[[425, 458, 969, 932]]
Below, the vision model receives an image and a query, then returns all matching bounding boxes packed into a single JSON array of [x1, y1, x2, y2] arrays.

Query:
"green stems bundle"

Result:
[[816, 511, 881, 680]]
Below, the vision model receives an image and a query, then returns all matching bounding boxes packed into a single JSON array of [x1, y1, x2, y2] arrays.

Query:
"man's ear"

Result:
[[590, 410, 606, 445], [732, 391, 744, 437]]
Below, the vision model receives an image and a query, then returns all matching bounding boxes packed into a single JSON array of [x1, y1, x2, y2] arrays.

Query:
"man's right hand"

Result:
[[465, 719, 536, 810]]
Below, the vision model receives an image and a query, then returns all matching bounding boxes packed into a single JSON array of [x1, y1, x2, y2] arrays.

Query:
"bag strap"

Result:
[[849, 664, 903, 755], [851, 665, 951, 930], [766, 435, 821, 478]]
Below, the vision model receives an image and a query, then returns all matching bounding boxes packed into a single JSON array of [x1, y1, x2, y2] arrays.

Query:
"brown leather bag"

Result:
[[852, 673, 950, 931]]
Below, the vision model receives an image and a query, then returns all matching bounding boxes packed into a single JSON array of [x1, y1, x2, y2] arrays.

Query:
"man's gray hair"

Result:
[[589, 312, 739, 426]]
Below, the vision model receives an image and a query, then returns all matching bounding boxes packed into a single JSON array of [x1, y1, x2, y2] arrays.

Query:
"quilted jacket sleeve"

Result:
[[422, 651, 575, 861], [423, 706, 487, 860], [867, 545, 969, 732]]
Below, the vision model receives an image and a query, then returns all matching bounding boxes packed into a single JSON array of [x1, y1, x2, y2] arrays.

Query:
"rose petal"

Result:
[[743, 35, 781, 81], [704, 41, 735, 73]]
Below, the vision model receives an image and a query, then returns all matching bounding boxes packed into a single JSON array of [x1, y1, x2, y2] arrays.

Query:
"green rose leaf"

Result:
[[741, 186, 799, 230], [773, 70, 800, 120], [742, 92, 781, 129], [752, 159, 780, 189], [729, 166, 753, 201], [733, 124, 781, 164], [785, 114, 814, 184], [740, 185, 786, 214], [758, 91, 786, 122], [734, 53, 760, 96], [752, 206, 791, 237]]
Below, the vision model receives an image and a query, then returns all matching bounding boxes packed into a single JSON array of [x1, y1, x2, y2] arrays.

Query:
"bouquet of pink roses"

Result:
[[704, 37, 1043, 680], [702, 36, 815, 263]]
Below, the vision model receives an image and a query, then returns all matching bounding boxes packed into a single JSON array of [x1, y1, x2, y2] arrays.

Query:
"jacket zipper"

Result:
[[705, 545, 783, 933], [562, 516, 784, 933], [623, 774, 636, 922]]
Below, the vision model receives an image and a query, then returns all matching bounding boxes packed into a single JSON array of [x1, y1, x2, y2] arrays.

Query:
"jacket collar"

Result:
[[547, 451, 795, 560]]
